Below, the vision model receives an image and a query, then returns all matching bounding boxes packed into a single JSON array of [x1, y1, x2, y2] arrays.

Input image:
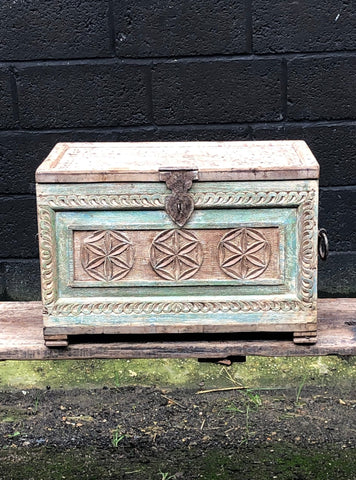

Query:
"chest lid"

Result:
[[36, 141, 319, 183]]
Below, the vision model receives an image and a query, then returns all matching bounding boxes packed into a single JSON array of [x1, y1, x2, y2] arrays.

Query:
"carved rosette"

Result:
[[218, 228, 271, 280], [150, 229, 203, 280], [81, 230, 134, 281]]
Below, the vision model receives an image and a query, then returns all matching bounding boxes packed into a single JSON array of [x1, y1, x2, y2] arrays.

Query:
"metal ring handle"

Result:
[[318, 228, 329, 261]]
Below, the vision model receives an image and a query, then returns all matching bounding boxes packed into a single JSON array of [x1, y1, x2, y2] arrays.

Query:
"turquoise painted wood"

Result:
[[55, 208, 294, 292], [36, 142, 319, 344]]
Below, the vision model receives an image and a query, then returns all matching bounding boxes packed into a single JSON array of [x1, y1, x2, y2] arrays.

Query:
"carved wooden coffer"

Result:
[[36, 141, 320, 347]]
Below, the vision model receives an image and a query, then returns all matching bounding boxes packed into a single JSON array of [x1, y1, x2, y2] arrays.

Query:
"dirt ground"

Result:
[[0, 381, 355, 480]]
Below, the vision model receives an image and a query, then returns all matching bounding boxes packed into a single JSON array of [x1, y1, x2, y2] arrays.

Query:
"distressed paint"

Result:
[[37, 180, 319, 209], [45, 310, 316, 330], [38, 185, 317, 323], [55, 208, 294, 296], [36, 141, 320, 183], [36, 144, 319, 342]]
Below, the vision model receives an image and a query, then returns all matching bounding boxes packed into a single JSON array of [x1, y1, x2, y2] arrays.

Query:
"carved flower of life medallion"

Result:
[[150, 229, 203, 281], [81, 230, 134, 281], [218, 228, 271, 280]]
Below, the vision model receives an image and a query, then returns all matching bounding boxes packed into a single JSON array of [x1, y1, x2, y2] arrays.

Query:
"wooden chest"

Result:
[[36, 141, 320, 347]]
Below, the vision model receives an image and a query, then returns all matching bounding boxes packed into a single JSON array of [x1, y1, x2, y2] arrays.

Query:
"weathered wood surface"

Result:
[[0, 299, 354, 360], [39, 196, 317, 334], [74, 227, 280, 283], [36, 141, 319, 342], [36, 141, 319, 183]]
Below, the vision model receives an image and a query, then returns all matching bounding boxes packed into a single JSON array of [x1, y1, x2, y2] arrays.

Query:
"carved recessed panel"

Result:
[[73, 227, 279, 284], [81, 230, 134, 281], [150, 229, 203, 280], [218, 228, 271, 279]]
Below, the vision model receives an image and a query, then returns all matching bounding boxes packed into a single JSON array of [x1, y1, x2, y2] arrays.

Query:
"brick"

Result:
[[0, 127, 250, 195], [0, 133, 44, 195], [319, 188, 356, 252], [0, 197, 38, 258], [253, 1, 356, 53], [0, 1, 112, 61], [114, 0, 248, 57], [153, 60, 282, 125], [17, 63, 150, 129], [0, 69, 15, 128], [318, 253, 356, 298], [252, 124, 356, 187], [111, 125, 250, 142], [0, 260, 41, 301], [0, 131, 117, 195], [288, 56, 356, 121], [0, 262, 5, 299]]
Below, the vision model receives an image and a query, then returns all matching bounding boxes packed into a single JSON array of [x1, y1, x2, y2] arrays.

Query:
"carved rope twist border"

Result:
[[38, 206, 57, 307], [38, 190, 317, 315], [39, 190, 310, 209], [300, 194, 316, 304], [50, 299, 311, 316]]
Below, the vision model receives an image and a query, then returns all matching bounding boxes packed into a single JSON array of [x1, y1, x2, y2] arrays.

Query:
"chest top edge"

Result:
[[36, 140, 319, 184]]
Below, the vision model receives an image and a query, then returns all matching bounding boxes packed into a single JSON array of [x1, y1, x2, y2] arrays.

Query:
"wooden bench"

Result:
[[0, 298, 355, 361]]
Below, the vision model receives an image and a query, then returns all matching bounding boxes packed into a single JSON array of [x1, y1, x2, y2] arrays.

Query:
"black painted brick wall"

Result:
[[0, 0, 355, 300]]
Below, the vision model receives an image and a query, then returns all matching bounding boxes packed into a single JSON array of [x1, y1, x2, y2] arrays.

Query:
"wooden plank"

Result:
[[0, 299, 355, 360], [44, 340, 69, 348], [43, 320, 318, 336], [36, 141, 319, 183]]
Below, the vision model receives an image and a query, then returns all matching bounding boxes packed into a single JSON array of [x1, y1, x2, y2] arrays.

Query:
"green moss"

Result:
[[0, 356, 355, 391], [0, 444, 354, 480]]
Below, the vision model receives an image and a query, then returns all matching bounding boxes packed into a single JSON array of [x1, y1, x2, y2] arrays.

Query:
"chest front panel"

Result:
[[37, 178, 318, 335]]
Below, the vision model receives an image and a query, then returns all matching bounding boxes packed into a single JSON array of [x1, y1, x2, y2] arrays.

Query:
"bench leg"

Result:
[[293, 330, 317, 344]]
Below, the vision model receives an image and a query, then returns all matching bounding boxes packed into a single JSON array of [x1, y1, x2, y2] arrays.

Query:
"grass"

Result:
[[224, 388, 263, 445], [5, 431, 21, 439], [296, 374, 308, 405], [111, 429, 125, 448], [33, 393, 41, 414], [225, 403, 244, 414], [245, 389, 262, 408], [158, 471, 176, 480]]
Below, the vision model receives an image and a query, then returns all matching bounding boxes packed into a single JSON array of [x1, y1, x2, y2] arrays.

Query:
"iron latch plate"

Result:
[[159, 168, 199, 227]]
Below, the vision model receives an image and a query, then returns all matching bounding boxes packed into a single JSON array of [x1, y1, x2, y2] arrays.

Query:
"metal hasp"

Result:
[[159, 167, 199, 227]]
